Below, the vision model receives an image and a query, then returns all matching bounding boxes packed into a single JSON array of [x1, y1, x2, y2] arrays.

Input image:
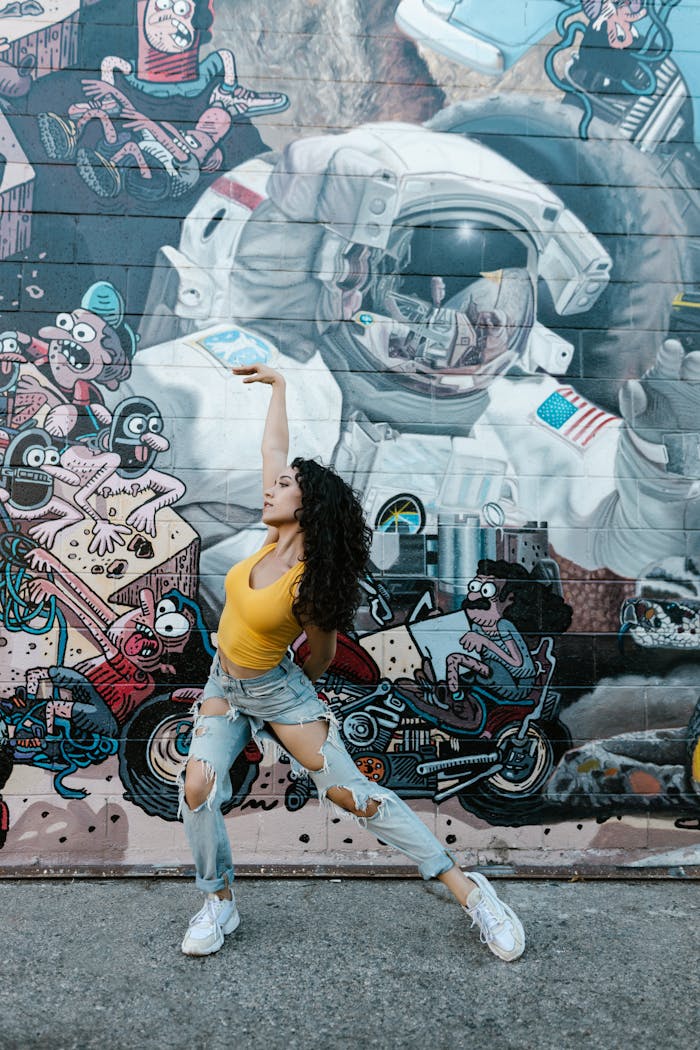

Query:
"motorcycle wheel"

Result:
[[429, 96, 688, 414], [457, 718, 572, 826], [118, 694, 259, 821]]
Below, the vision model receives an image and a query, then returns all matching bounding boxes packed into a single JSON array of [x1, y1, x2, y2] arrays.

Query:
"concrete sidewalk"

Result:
[[3, 878, 696, 1050]]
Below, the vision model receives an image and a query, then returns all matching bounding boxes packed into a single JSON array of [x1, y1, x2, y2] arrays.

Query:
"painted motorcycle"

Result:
[[283, 633, 573, 826]]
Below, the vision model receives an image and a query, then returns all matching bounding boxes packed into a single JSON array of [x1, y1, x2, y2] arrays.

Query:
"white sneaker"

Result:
[[181, 894, 241, 957], [463, 871, 525, 962]]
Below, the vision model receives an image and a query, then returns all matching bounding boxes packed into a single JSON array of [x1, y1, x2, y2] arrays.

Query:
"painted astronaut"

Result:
[[128, 123, 700, 618]]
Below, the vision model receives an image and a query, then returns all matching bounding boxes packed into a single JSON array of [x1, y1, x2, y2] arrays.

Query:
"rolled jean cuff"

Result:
[[418, 850, 455, 881], [193, 867, 235, 894]]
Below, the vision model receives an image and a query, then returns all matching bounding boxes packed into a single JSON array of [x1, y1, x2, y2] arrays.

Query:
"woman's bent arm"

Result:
[[301, 623, 337, 683]]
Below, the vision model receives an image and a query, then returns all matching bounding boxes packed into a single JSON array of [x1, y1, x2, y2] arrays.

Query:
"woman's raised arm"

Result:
[[232, 364, 289, 534]]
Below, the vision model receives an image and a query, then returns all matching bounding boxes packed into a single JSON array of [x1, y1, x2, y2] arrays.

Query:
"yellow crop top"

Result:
[[217, 544, 305, 669]]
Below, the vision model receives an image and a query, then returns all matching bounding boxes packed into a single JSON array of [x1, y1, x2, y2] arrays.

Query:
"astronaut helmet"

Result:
[[0, 428, 59, 510], [340, 215, 536, 400], [107, 396, 164, 478]]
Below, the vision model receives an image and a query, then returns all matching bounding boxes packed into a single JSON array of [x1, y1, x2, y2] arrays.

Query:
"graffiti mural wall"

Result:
[[1, 0, 700, 873]]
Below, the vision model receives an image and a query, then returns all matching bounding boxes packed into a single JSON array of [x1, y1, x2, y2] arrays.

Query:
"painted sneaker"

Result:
[[76, 147, 122, 198], [463, 871, 525, 962], [38, 113, 78, 160], [181, 894, 241, 957], [209, 82, 290, 118]]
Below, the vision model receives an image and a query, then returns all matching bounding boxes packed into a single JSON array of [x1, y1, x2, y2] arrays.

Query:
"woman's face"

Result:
[[262, 468, 303, 527]]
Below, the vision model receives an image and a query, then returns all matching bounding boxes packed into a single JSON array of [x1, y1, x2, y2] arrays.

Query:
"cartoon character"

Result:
[[0, 332, 46, 429], [0, 428, 82, 549], [109, 0, 288, 115], [444, 568, 538, 719], [398, 559, 572, 734], [37, 0, 289, 197], [14, 282, 135, 438], [57, 80, 235, 200], [583, 0, 647, 50], [26, 554, 210, 733], [72, 395, 185, 552]]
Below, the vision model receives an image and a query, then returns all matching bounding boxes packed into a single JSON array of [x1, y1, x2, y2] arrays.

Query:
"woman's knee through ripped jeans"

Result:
[[179, 655, 454, 893]]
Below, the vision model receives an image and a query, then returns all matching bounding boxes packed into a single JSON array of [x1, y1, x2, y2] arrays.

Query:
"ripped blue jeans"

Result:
[[179, 653, 455, 892]]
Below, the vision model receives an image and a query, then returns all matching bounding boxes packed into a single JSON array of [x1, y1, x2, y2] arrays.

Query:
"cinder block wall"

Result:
[[1, 0, 699, 875]]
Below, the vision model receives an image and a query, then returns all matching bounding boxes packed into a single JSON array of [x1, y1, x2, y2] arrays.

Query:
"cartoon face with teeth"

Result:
[[38, 308, 129, 398], [106, 588, 196, 672], [143, 0, 198, 54]]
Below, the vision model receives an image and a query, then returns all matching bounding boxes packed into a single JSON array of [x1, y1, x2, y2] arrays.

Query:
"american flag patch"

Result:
[[535, 387, 617, 449]]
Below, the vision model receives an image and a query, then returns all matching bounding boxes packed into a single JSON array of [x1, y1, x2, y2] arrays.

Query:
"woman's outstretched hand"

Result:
[[232, 363, 284, 386]]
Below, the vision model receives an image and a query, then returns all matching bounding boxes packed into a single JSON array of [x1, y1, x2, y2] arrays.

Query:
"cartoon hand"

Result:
[[26, 578, 58, 607], [619, 339, 700, 476], [26, 547, 55, 573], [27, 520, 65, 550], [81, 78, 125, 111], [88, 521, 131, 557], [126, 505, 157, 537], [16, 372, 42, 393], [44, 404, 77, 437], [459, 631, 484, 653], [90, 403, 113, 426]]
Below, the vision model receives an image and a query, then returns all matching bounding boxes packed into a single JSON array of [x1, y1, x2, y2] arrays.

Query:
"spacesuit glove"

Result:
[[618, 339, 700, 478]]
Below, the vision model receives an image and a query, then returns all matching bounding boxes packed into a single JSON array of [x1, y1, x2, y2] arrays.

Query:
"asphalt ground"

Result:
[[2, 877, 697, 1050]]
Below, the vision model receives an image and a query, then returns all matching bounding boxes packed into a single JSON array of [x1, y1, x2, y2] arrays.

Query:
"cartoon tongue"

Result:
[[135, 443, 149, 462], [1, 361, 12, 375], [124, 631, 154, 657]]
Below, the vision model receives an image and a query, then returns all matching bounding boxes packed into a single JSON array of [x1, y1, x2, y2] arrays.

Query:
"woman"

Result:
[[179, 363, 525, 962]]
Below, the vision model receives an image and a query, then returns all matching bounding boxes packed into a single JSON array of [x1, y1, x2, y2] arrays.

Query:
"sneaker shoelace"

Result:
[[190, 897, 223, 929], [468, 899, 506, 945]]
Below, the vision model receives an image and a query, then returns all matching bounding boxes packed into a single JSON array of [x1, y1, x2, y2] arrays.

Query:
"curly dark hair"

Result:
[[290, 458, 371, 632]]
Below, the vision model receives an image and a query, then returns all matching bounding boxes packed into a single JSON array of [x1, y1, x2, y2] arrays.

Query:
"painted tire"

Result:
[[457, 718, 572, 826], [430, 96, 688, 414], [118, 694, 259, 822]]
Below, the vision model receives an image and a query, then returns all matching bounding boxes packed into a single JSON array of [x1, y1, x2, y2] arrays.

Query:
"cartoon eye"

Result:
[[155, 0, 172, 9], [24, 447, 45, 467], [148, 416, 163, 433], [1, 337, 18, 354], [183, 133, 199, 149], [173, 0, 190, 14], [56, 312, 74, 332], [156, 598, 176, 617], [73, 322, 96, 343], [155, 611, 190, 639], [125, 414, 147, 436], [481, 582, 497, 599], [44, 449, 60, 466], [467, 579, 482, 593]]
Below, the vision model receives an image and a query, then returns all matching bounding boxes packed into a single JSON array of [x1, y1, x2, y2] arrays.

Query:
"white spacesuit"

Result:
[[125, 123, 700, 618]]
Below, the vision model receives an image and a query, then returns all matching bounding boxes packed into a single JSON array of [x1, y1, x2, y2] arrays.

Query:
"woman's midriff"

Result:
[[217, 647, 277, 680]]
